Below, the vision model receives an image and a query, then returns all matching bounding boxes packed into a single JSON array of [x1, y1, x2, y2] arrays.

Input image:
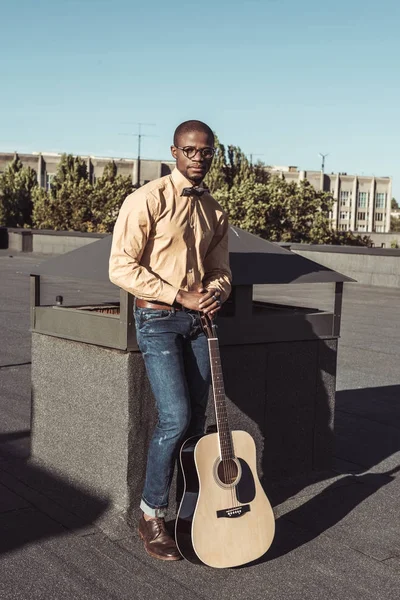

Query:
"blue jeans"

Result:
[[134, 305, 211, 518]]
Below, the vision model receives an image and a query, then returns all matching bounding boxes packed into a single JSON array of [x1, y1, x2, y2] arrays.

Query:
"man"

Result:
[[109, 120, 232, 561]]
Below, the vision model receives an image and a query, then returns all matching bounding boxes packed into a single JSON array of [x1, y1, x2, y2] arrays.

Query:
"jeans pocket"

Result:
[[135, 308, 173, 329]]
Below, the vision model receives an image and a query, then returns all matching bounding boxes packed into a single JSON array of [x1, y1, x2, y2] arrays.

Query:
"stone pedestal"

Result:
[[31, 332, 337, 525]]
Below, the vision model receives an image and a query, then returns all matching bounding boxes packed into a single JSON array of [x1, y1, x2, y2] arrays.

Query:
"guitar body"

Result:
[[176, 430, 275, 568]]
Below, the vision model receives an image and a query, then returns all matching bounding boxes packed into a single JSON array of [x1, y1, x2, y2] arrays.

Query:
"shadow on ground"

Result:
[[0, 431, 110, 555], [1, 385, 399, 564], [244, 383, 400, 565]]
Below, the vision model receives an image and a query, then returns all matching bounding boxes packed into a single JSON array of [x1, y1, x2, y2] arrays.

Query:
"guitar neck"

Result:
[[208, 337, 235, 461]]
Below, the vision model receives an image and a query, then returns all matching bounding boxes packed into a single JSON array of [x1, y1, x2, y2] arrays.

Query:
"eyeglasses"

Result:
[[175, 146, 215, 160]]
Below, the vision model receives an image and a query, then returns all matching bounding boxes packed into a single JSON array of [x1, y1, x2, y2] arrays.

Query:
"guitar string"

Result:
[[219, 351, 237, 508], [210, 338, 230, 505], [206, 317, 240, 509], [212, 343, 232, 505], [212, 340, 237, 508]]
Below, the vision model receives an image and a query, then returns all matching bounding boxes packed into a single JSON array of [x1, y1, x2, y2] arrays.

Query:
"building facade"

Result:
[[0, 152, 175, 190], [269, 166, 392, 234], [0, 152, 393, 234]]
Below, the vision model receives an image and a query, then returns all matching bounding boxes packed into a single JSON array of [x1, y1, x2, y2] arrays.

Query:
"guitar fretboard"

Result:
[[208, 338, 234, 461]]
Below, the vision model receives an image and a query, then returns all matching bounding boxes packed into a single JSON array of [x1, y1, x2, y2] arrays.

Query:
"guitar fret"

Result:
[[207, 326, 234, 458]]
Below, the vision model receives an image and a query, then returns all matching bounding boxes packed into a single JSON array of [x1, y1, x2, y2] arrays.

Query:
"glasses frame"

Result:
[[175, 145, 215, 160]]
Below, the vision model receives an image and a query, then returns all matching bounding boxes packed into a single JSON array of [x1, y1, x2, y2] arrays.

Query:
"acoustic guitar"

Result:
[[175, 313, 275, 568]]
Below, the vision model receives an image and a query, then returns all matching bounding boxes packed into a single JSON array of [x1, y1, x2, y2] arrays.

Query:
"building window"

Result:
[[339, 211, 349, 220], [358, 192, 368, 208], [46, 173, 55, 191], [375, 225, 384, 232], [357, 224, 366, 232], [357, 212, 366, 221], [376, 193, 386, 209], [340, 191, 349, 206], [375, 213, 384, 221]]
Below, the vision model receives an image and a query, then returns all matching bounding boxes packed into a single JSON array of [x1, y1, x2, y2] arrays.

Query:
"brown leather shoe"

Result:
[[138, 514, 182, 561]]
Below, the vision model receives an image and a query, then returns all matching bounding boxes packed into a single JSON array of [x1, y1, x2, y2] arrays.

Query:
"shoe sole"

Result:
[[138, 529, 183, 561]]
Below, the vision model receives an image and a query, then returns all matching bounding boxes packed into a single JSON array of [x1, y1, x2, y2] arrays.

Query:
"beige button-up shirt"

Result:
[[109, 168, 232, 304]]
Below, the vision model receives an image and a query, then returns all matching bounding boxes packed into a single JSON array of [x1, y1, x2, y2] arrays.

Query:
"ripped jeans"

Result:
[[134, 305, 211, 518]]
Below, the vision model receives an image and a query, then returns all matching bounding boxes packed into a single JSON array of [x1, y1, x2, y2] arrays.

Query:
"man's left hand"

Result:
[[198, 288, 222, 316]]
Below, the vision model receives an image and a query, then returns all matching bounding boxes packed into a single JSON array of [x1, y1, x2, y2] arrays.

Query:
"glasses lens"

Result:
[[201, 148, 214, 159], [182, 146, 196, 158]]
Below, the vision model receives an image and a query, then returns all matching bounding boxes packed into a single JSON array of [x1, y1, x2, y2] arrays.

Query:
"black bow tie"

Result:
[[181, 186, 207, 197]]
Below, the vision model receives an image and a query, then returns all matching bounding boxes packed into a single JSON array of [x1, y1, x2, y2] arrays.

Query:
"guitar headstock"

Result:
[[200, 313, 218, 339]]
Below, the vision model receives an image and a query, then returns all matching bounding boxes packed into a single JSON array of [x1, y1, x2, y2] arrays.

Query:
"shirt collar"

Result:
[[170, 167, 204, 197]]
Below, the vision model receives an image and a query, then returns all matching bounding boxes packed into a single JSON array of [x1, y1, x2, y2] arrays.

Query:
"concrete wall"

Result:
[[8, 230, 33, 252], [290, 244, 400, 287], [7, 229, 106, 255], [32, 233, 102, 254], [367, 231, 400, 248]]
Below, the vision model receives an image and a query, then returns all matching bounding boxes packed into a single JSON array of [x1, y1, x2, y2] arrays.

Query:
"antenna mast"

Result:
[[119, 123, 156, 187], [319, 152, 329, 174]]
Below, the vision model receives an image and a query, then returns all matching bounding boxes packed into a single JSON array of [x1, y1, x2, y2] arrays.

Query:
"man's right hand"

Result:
[[175, 289, 206, 311]]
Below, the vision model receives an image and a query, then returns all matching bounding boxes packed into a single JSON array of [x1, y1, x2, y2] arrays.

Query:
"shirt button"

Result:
[[188, 268, 193, 273]]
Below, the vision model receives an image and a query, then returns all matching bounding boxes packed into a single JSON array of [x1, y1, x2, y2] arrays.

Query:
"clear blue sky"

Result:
[[1, 0, 399, 197]]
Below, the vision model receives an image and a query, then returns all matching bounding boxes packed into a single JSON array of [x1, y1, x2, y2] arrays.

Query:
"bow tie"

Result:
[[181, 186, 207, 197]]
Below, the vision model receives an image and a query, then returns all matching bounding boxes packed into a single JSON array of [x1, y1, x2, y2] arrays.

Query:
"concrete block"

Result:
[[31, 333, 133, 512], [8, 231, 32, 252], [31, 332, 337, 526]]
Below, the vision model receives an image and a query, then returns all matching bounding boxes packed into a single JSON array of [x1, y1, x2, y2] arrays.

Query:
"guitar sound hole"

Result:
[[217, 459, 239, 485]]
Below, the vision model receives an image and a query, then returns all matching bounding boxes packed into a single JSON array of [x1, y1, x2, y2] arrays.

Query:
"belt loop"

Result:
[[133, 297, 137, 311]]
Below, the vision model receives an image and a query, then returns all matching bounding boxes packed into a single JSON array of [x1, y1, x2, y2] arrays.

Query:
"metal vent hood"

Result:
[[31, 226, 353, 285]]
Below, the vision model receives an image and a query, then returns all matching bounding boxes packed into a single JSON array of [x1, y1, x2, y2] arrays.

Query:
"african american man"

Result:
[[109, 119, 232, 561]]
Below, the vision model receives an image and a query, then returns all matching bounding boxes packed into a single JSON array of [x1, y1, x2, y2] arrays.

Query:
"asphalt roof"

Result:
[[0, 251, 399, 600]]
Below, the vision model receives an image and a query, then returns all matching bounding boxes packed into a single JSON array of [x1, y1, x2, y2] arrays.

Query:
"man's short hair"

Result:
[[173, 120, 214, 147]]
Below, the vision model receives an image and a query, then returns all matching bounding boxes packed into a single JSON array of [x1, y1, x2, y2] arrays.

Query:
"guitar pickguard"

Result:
[[235, 457, 256, 504]]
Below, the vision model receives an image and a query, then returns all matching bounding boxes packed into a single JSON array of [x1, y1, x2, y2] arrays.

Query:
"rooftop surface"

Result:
[[0, 250, 399, 600]]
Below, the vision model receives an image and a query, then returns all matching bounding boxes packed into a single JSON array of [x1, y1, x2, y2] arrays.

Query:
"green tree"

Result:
[[390, 215, 400, 232], [391, 197, 399, 210], [205, 135, 267, 193], [32, 154, 92, 231], [279, 179, 334, 244], [214, 174, 337, 244], [87, 161, 133, 233], [332, 230, 372, 247], [208, 134, 372, 245], [204, 135, 228, 194], [214, 171, 373, 246], [0, 155, 38, 227]]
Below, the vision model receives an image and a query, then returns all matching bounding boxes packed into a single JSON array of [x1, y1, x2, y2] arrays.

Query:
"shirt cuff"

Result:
[[157, 283, 180, 305]]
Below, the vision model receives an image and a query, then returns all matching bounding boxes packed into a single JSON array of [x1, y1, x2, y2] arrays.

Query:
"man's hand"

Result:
[[176, 287, 222, 316], [175, 289, 206, 311], [198, 288, 222, 316]]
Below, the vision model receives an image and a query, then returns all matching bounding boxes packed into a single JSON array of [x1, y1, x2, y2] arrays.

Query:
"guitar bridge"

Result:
[[216, 504, 250, 518]]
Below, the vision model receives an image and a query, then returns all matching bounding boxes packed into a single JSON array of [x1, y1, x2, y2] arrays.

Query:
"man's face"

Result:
[[171, 130, 214, 185]]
